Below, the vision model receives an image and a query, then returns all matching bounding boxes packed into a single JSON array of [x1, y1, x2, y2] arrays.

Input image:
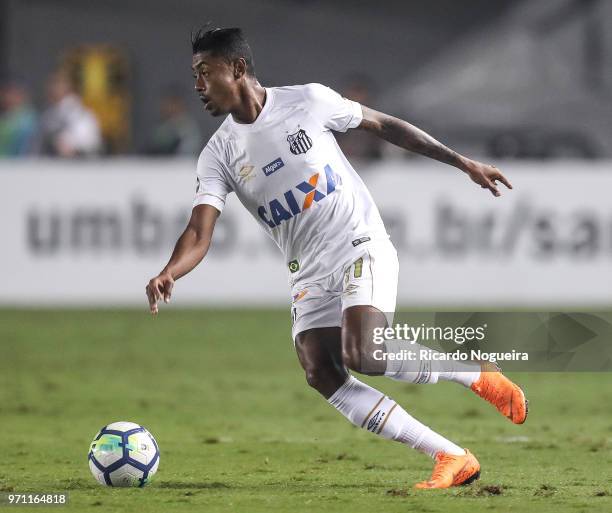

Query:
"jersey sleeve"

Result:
[[303, 83, 363, 132], [192, 142, 233, 212]]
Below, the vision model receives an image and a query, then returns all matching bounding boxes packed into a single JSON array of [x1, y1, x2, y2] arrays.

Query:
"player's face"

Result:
[[192, 52, 239, 117]]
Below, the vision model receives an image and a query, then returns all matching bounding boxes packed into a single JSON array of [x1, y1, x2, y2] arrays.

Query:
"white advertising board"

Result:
[[1, 159, 611, 307]]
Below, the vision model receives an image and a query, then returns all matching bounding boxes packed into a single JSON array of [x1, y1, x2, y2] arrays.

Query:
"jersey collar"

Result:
[[228, 87, 274, 131]]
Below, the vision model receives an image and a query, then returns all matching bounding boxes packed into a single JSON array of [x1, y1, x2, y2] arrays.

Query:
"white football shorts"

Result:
[[290, 239, 399, 341]]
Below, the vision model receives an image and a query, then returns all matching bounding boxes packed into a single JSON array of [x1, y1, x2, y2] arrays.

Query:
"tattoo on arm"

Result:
[[362, 113, 467, 171]]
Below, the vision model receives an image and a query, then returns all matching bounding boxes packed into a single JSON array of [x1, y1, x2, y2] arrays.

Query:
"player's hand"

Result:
[[146, 271, 174, 315], [464, 160, 512, 197]]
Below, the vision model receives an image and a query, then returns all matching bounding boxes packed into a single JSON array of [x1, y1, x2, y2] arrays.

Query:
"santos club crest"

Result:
[[287, 128, 313, 155]]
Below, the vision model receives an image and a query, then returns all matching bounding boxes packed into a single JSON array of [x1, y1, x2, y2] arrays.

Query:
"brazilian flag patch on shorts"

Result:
[[288, 260, 300, 273]]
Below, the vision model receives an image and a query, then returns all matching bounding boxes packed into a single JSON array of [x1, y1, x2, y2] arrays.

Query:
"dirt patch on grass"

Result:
[[478, 485, 503, 496], [534, 484, 557, 497], [386, 488, 409, 497], [157, 481, 231, 489], [457, 484, 504, 497]]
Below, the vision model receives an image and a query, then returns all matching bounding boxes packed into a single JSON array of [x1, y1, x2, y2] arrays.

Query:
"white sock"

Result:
[[383, 340, 481, 387], [328, 375, 465, 458]]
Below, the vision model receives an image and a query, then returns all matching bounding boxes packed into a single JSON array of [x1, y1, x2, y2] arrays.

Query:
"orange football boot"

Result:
[[415, 449, 480, 489], [471, 362, 528, 424]]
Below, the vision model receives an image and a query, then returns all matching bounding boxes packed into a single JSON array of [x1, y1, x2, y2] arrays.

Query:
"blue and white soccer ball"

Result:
[[88, 421, 160, 487]]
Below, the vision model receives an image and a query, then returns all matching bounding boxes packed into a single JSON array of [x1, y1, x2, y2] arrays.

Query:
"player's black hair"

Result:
[[191, 26, 256, 77]]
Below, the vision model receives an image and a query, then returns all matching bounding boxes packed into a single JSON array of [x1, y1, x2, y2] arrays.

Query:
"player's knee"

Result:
[[304, 368, 324, 390], [304, 366, 342, 396]]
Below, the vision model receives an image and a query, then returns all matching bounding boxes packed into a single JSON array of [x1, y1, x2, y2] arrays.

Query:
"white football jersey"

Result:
[[193, 83, 389, 284]]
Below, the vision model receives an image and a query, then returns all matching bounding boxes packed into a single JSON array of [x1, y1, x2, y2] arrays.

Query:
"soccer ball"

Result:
[[88, 421, 160, 487]]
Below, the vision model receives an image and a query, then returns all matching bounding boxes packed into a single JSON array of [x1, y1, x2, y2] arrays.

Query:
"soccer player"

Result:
[[146, 27, 527, 489]]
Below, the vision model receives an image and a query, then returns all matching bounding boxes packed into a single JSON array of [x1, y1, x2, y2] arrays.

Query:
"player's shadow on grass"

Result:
[[157, 481, 231, 489]]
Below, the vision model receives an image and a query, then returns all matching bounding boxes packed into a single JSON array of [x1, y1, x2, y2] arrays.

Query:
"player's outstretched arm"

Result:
[[145, 204, 220, 314], [357, 106, 512, 197]]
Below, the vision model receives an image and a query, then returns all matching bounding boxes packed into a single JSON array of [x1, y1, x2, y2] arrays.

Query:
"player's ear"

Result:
[[233, 58, 247, 79]]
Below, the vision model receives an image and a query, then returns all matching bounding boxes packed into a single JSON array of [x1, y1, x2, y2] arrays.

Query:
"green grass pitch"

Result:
[[1, 309, 611, 512]]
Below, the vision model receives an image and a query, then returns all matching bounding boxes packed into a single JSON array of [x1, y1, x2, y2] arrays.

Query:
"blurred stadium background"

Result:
[[1, 0, 611, 309]]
